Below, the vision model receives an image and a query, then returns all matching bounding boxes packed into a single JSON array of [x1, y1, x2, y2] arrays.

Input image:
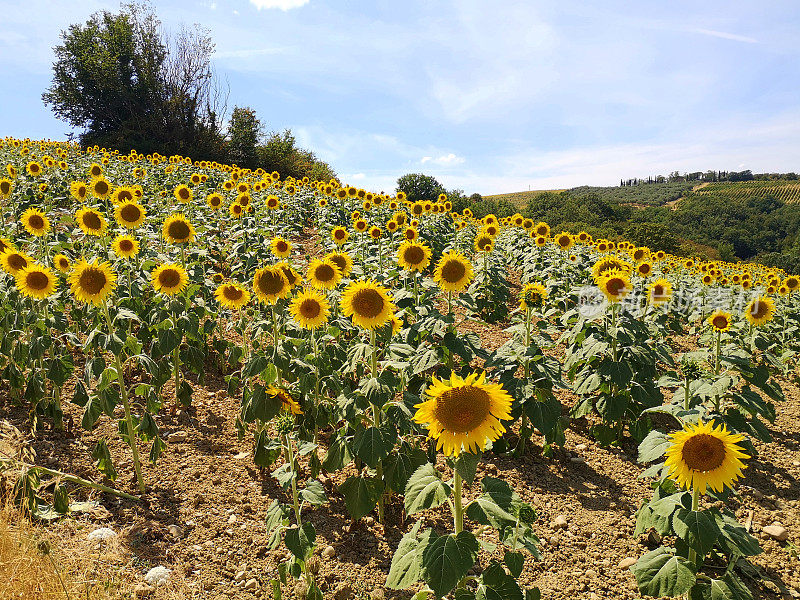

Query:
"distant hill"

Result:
[[694, 180, 800, 204]]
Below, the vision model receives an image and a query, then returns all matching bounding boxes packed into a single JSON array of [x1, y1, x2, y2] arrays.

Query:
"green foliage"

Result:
[[42, 2, 225, 160], [396, 173, 446, 203]]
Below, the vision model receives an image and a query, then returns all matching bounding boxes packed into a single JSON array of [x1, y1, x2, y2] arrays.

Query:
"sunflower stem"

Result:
[[453, 469, 464, 535], [370, 329, 385, 524], [102, 302, 145, 494], [284, 434, 302, 526], [688, 484, 701, 567], [714, 329, 721, 375]]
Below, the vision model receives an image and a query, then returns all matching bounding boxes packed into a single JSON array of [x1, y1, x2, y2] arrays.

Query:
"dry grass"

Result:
[[0, 505, 73, 600]]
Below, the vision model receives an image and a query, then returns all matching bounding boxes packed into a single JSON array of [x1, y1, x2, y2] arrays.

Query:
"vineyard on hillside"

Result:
[[0, 137, 799, 600], [695, 180, 800, 204]]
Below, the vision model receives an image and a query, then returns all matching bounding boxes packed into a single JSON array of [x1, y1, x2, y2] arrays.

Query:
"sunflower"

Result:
[[397, 241, 432, 272], [112, 235, 140, 259], [114, 201, 146, 229], [16, 264, 57, 300], [598, 269, 632, 303], [475, 233, 493, 253], [68, 259, 117, 305], [229, 202, 244, 218], [553, 232, 574, 251], [665, 420, 748, 494], [353, 219, 368, 233], [1, 250, 31, 275], [174, 185, 193, 203], [647, 278, 672, 305], [253, 265, 290, 303], [73, 207, 107, 236], [151, 263, 189, 296], [266, 195, 280, 210], [206, 193, 223, 210], [89, 177, 112, 199], [53, 253, 71, 273], [331, 226, 349, 245], [0, 178, 13, 199], [413, 372, 513, 457], [306, 259, 342, 290], [289, 288, 330, 330], [520, 282, 547, 310], [403, 227, 418, 242], [341, 279, 396, 330], [111, 186, 135, 205], [592, 257, 632, 282], [633, 261, 653, 278], [88, 163, 103, 178], [534, 222, 550, 237], [369, 226, 382, 240], [271, 237, 292, 258], [162, 214, 195, 244], [325, 251, 353, 278], [267, 385, 303, 415], [744, 296, 775, 326], [433, 251, 474, 293], [215, 281, 251, 310], [20, 208, 50, 237], [708, 310, 732, 332], [276, 262, 302, 289], [783, 275, 799, 292], [26, 161, 42, 177]]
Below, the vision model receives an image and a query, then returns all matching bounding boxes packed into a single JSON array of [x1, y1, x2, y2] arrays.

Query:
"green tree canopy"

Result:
[[396, 173, 446, 203]]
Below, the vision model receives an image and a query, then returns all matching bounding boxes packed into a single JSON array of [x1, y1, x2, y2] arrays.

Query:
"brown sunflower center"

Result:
[[119, 239, 134, 253], [314, 264, 336, 283], [26, 271, 50, 290], [91, 166, 102, 177], [334, 229, 346, 239], [167, 220, 191, 241], [94, 180, 109, 195], [477, 236, 491, 250], [329, 255, 347, 273], [267, 198, 279, 207], [681, 433, 726, 472], [223, 285, 243, 301], [299, 298, 321, 319], [82, 211, 102, 231], [351, 288, 385, 319], [403, 246, 425, 266], [159, 268, 181, 289], [257, 270, 286, 296], [0, 181, 10, 195], [117, 190, 133, 202], [441, 259, 466, 283], [7, 254, 27, 271], [79, 268, 107, 295], [121, 204, 141, 223], [28, 214, 45, 230], [750, 301, 768, 319], [605, 277, 626, 296], [652, 284, 665, 298], [276, 241, 288, 253], [58, 258, 69, 269], [178, 187, 191, 200], [434, 385, 491, 433]]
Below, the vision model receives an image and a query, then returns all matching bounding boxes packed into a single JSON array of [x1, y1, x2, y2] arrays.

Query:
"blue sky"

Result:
[[1, 0, 799, 194]]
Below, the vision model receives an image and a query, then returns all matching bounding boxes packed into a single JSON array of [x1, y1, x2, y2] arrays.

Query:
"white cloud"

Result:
[[421, 153, 465, 166], [350, 173, 365, 180], [249, 0, 309, 10], [692, 28, 758, 44]]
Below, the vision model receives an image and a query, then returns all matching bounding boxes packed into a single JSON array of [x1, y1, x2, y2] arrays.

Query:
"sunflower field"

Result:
[[1, 136, 799, 600]]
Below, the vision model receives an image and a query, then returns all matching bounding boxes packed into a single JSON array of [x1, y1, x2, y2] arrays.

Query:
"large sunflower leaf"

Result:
[[632, 547, 696, 598], [421, 531, 479, 598], [404, 463, 451, 515]]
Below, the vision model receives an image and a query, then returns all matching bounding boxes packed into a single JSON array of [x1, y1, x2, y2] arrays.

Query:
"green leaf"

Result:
[[91, 439, 117, 481], [384, 445, 428, 493], [504, 551, 524, 578], [632, 547, 696, 598], [386, 520, 425, 590], [404, 463, 451, 515], [353, 426, 393, 469], [284, 522, 316, 561], [477, 561, 523, 600], [422, 531, 480, 598], [710, 573, 754, 600], [672, 509, 721, 558], [149, 437, 167, 464], [299, 479, 327, 506], [338, 475, 382, 521], [454, 452, 481, 486], [322, 434, 352, 471], [637, 429, 670, 463], [53, 484, 69, 514], [466, 493, 517, 530]]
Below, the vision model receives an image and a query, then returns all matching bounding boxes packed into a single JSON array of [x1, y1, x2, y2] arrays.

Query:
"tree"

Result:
[[396, 173, 445, 203], [227, 106, 263, 169], [42, 2, 226, 159]]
